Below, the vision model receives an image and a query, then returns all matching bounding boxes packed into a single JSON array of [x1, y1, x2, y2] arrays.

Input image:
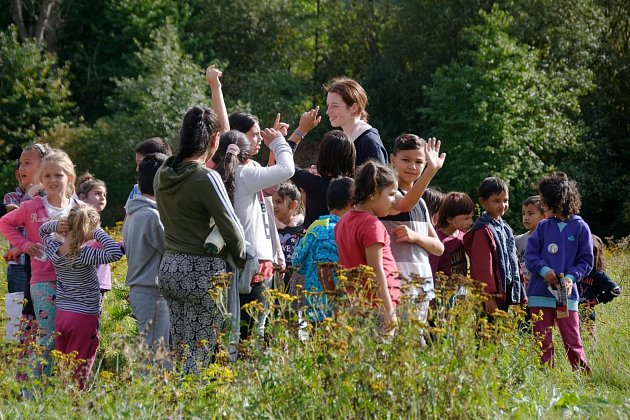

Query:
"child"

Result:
[[40, 204, 123, 388], [3, 144, 52, 294], [212, 128, 294, 339], [127, 137, 172, 204], [272, 181, 304, 292], [430, 192, 475, 279], [123, 153, 171, 350], [76, 173, 112, 296], [293, 177, 354, 322], [579, 235, 621, 340], [463, 177, 526, 316], [525, 172, 592, 370], [380, 134, 445, 325], [421, 187, 445, 227], [515, 195, 545, 284], [290, 130, 355, 227], [0, 149, 81, 375], [335, 161, 401, 329]]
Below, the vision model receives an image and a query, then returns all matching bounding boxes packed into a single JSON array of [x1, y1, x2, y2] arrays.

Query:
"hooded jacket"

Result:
[[123, 195, 165, 294], [154, 158, 246, 266], [463, 213, 525, 304], [525, 215, 593, 311]]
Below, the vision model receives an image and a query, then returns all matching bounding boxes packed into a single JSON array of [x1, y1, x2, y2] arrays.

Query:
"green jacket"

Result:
[[154, 157, 246, 266]]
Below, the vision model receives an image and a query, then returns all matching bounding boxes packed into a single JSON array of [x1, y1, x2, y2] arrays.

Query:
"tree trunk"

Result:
[[12, 0, 62, 50]]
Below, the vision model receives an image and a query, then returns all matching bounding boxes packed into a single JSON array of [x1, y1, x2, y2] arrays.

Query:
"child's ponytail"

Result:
[[65, 204, 100, 259], [212, 130, 252, 203], [352, 160, 397, 205]]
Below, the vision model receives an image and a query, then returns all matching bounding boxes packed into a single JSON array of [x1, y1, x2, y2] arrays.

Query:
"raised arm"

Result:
[[206, 65, 229, 134], [394, 138, 446, 213], [80, 228, 124, 265]]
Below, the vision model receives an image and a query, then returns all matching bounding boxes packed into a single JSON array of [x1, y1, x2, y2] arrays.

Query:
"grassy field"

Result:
[[0, 232, 628, 419]]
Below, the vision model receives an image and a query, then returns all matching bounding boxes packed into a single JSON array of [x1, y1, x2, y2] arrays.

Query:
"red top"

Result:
[[335, 210, 400, 305], [430, 230, 467, 277]]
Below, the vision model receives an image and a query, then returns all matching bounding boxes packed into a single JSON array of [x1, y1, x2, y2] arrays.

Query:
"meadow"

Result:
[[0, 231, 628, 419]]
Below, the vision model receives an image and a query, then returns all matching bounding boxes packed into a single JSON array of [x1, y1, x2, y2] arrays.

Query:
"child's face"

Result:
[[82, 186, 107, 213], [368, 182, 398, 217], [390, 149, 426, 188], [449, 213, 474, 233], [18, 149, 42, 188], [273, 193, 295, 223], [245, 123, 262, 156], [522, 204, 544, 232], [479, 190, 509, 220], [40, 163, 71, 198]]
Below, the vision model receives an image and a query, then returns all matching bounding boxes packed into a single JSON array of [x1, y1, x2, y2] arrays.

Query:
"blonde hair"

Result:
[[37, 149, 76, 198], [65, 204, 100, 258]]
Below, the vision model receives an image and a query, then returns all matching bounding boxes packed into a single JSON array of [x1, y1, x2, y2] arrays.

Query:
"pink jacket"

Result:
[[0, 197, 70, 284]]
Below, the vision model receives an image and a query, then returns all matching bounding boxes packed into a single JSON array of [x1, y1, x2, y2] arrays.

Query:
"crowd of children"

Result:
[[1, 66, 621, 387]]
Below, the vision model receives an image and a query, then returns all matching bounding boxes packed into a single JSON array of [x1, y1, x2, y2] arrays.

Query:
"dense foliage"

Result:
[[0, 231, 628, 417], [0, 0, 628, 234]]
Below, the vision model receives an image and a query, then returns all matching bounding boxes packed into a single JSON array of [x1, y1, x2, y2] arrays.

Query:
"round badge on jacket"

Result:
[[547, 243, 558, 254]]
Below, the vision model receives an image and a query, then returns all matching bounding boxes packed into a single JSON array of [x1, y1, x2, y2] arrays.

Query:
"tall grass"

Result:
[[0, 234, 628, 418]]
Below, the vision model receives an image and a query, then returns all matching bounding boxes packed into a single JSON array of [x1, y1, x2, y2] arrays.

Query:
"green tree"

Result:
[[63, 24, 208, 225], [424, 6, 588, 222], [0, 25, 75, 191]]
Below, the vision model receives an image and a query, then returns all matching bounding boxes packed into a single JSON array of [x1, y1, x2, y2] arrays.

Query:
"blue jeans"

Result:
[[7, 264, 27, 293]]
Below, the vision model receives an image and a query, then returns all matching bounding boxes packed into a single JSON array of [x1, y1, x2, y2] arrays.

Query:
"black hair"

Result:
[[316, 130, 355, 178], [228, 112, 259, 134], [138, 153, 168, 196], [327, 177, 354, 211], [212, 130, 252, 203], [276, 181, 301, 203], [352, 160, 397, 205], [523, 195, 544, 213], [478, 176, 509, 200], [135, 137, 172, 157], [422, 187, 445, 220], [171, 106, 220, 169], [538, 172, 581, 218], [76, 172, 106, 199], [436, 192, 475, 229], [392, 133, 426, 155]]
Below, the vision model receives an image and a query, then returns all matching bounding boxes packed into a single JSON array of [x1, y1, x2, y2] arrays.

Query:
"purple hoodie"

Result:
[[525, 215, 593, 311]]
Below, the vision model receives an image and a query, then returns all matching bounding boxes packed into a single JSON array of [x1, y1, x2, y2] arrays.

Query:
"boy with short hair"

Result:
[[380, 134, 444, 324], [123, 153, 170, 350], [463, 177, 526, 315], [127, 137, 172, 203], [515, 195, 545, 284], [292, 177, 354, 322]]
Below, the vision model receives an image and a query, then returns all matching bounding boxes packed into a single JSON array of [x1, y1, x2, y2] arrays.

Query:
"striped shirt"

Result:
[[3, 187, 26, 265], [40, 221, 124, 315]]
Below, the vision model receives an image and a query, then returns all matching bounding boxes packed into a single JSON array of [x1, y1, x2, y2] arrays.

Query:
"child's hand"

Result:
[[262, 128, 283, 147], [3, 248, 21, 262], [391, 225, 418, 244], [273, 113, 290, 137], [543, 269, 558, 286], [56, 220, 69, 235], [205, 64, 223, 89], [383, 311, 398, 335], [484, 298, 498, 314], [25, 242, 44, 259], [424, 137, 446, 172], [564, 277, 573, 295]]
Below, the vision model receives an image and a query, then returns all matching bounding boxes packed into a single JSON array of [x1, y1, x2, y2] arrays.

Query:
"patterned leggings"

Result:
[[159, 253, 226, 374], [31, 281, 57, 376]]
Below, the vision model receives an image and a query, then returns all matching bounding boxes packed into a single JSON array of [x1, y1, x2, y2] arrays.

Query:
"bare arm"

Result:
[[365, 243, 397, 329], [206, 65, 229, 134]]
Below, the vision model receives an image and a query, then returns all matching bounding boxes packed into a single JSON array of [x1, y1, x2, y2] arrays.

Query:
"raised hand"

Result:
[[424, 137, 446, 172], [298, 106, 322, 134], [273, 113, 290, 137], [262, 127, 283, 147], [57, 219, 69, 235], [206, 64, 223, 89]]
